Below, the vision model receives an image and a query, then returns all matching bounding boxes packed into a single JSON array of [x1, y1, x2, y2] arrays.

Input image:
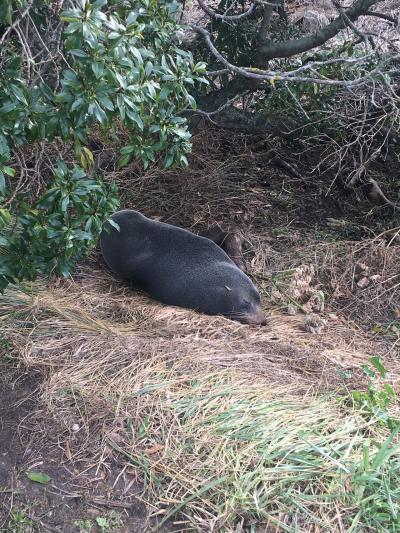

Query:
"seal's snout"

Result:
[[240, 309, 267, 326]]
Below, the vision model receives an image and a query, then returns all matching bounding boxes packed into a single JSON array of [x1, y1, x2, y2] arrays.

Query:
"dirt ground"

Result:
[[0, 361, 164, 532]]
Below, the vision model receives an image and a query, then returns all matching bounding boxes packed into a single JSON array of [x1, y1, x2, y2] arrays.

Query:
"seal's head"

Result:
[[215, 276, 266, 326]]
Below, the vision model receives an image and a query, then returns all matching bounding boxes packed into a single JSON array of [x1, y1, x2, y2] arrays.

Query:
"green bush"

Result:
[[0, 0, 207, 290]]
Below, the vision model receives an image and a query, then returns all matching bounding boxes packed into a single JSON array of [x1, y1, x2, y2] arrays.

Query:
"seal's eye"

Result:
[[241, 300, 251, 310]]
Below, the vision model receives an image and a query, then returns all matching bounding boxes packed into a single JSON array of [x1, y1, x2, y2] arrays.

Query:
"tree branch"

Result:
[[0, 0, 34, 45], [258, 0, 381, 61], [366, 11, 399, 25], [192, 24, 396, 86], [196, 0, 256, 22]]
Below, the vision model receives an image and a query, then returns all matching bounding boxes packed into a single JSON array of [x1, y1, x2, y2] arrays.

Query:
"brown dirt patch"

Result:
[[0, 361, 175, 532]]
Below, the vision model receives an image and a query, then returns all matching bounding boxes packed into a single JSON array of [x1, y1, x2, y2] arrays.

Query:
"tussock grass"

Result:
[[1, 268, 399, 531]]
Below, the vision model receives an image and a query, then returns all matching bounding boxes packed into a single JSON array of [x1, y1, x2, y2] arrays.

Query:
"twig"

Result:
[[191, 25, 399, 86], [197, 0, 256, 21], [366, 11, 399, 25], [0, 0, 34, 45]]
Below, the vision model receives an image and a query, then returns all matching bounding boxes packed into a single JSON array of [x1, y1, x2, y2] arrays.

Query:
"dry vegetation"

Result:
[[1, 129, 400, 531]]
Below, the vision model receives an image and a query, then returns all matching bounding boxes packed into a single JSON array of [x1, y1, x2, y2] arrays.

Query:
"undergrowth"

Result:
[[1, 159, 399, 531], [2, 278, 399, 531], [108, 375, 400, 532]]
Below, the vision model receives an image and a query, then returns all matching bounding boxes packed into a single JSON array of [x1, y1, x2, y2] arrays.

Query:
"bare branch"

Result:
[[0, 0, 34, 45], [183, 93, 248, 126], [366, 11, 399, 25], [191, 25, 397, 86], [258, 0, 381, 61], [196, 0, 256, 22], [332, 0, 370, 50]]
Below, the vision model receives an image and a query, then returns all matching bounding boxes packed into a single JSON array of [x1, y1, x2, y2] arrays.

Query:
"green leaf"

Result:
[[0, 171, 5, 194], [91, 62, 104, 78], [69, 49, 88, 58], [145, 61, 153, 76], [108, 219, 120, 232], [370, 356, 387, 378], [159, 86, 170, 100], [0, 0, 13, 25], [0, 208, 12, 226], [10, 84, 28, 105], [126, 109, 143, 130], [106, 15, 120, 31], [93, 104, 107, 125], [362, 365, 376, 379], [96, 517, 108, 528], [61, 195, 70, 212], [3, 166, 15, 177], [0, 133, 10, 159], [98, 96, 114, 111], [130, 47, 143, 65], [115, 72, 127, 89], [187, 94, 197, 110], [371, 428, 400, 470], [58, 259, 72, 278], [26, 471, 51, 484], [71, 97, 85, 112], [118, 154, 132, 167], [126, 11, 138, 26], [93, 0, 107, 9], [138, 416, 149, 438], [164, 153, 174, 169]]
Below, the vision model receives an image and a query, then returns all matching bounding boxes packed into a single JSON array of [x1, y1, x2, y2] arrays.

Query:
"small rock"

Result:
[[72, 423, 80, 432], [357, 277, 370, 289], [370, 274, 382, 283], [287, 304, 297, 315]]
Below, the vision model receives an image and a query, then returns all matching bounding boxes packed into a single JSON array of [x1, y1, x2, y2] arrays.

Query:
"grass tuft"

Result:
[[1, 271, 399, 531]]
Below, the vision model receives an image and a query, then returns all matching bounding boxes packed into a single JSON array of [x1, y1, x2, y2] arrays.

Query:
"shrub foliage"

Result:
[[0, 0, 206, 291]]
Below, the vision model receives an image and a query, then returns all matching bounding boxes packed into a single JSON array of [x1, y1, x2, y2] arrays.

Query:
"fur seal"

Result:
[[100, 210, 266, 325], [200, 224, 246, 272]]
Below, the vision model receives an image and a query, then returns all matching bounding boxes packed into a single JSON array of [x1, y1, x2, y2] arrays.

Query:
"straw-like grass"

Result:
[[1, 128, 400, 530], [1, 262, 399, 531], [97, 128, 400, 332]]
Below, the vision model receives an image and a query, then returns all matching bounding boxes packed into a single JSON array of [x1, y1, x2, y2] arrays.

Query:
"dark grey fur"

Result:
[[100, 210, 266, 325]]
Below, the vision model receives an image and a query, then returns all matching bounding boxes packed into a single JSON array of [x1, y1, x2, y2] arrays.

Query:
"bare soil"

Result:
[[0, 365, 148, 533], [0, 361, 174, 532]]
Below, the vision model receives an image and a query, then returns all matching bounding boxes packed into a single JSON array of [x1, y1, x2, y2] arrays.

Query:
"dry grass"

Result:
[[2, 129, 400, 530], [97, 128, 400, 333], [1, 256, 399, 530]]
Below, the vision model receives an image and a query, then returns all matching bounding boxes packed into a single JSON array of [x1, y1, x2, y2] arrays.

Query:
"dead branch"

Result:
[[197, 0, 256, 21], [191, 24, 398, 86], [0, 0, 34, 45], [366, 11, 399, 25]]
